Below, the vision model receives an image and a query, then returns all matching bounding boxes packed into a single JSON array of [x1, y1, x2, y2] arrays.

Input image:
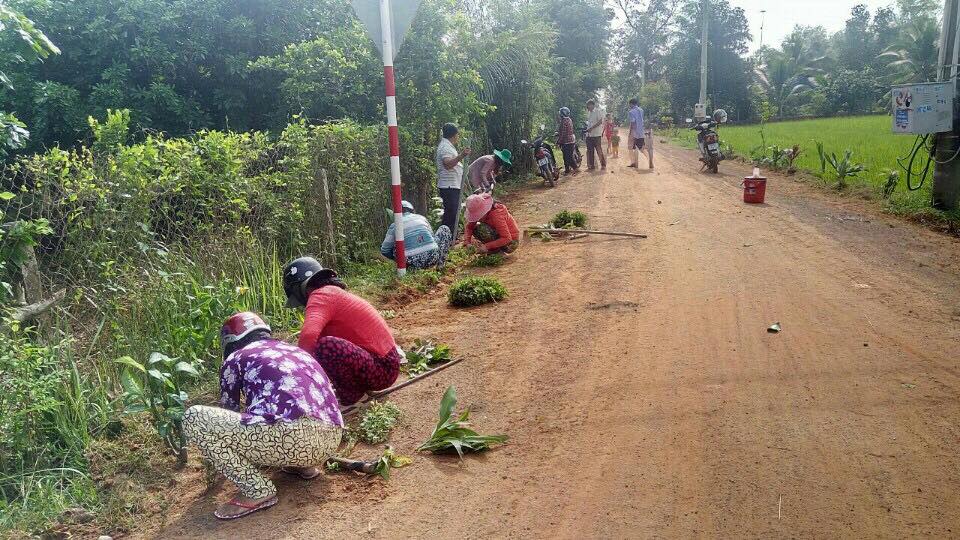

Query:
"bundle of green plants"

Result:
[[357, 401, 402, 444], [373, 446, 413, 480], [471, 253, 505, 268], [417, 386, 507, 458], [551, 210, 587, 229], [473, 222, 499, 244], [448, 276, 507, 307], [404, 339, 452, 378]]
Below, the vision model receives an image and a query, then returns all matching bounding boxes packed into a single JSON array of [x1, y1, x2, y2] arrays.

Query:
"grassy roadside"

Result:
[[3, 180, 530, 539], [664, 116, 960, 233]]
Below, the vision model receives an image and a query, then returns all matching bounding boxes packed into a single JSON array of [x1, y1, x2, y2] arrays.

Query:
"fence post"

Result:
[[319, 169, 338, 271], [646, 127, 654, 169]]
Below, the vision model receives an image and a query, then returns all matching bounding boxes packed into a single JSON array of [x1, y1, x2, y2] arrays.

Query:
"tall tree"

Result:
[[543, 0, 612, 117], [664, 0, 753, 121], [878, 16, 940, 83], [2, 0, 349, 150]]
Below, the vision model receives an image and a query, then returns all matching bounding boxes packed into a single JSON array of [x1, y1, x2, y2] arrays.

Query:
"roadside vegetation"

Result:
[[670, 115, 960, 229], [0, 0, 612, 536]]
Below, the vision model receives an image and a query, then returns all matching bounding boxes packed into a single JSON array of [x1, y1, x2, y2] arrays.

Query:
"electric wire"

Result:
[[898, 134, 936, 191]]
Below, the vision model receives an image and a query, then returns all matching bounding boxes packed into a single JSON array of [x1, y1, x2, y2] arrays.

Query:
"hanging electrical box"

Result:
[[892, 82, 954, 135]]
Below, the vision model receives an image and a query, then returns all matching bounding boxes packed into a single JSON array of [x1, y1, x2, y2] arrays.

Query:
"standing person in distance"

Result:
[[584, 99, 607, 171], [557, 107, 579, 176], [436, 123, 470, 237], [627, 98, 646, 168], [604, 112, 615, 156]]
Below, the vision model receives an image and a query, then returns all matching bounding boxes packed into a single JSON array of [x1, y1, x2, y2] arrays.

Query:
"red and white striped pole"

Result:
[[379, 0, 406, 276]]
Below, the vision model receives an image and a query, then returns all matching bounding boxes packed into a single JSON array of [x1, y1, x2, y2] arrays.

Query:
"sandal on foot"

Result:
[[214, 496, 278, 520], [282, 466, 321, 480]]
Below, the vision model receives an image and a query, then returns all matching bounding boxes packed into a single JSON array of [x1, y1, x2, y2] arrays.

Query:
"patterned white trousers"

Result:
[[183, 405, 342, 498]]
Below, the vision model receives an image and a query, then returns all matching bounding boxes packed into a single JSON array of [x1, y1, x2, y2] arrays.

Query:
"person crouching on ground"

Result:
[[381, 200, 452, 270], [467, 148, 512, 192], [183, 312, 344, 521], [462, 192, 520, 254], [283, 257, 401, 406]]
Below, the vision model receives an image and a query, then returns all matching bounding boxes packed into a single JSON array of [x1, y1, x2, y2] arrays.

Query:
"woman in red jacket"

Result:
[[462, 192, 521, 254], [283, 257, 400, 405]]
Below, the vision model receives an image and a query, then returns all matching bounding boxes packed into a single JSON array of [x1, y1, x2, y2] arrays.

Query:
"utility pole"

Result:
[[697, 0, 709, 120], [758, 10, 766, 61], [933, 0, 960, 210]]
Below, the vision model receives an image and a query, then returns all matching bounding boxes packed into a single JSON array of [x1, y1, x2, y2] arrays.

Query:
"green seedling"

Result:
[[448, 277, 507, 307], [551, 210, 587, 229], [373, 446, 413, 480], [404, 339, 452, 378], [417, 386, 507, 458], [357, 401, 401, 444]]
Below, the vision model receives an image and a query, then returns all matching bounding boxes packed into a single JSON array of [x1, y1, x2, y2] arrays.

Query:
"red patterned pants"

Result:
[[313, 336, 400, 406]]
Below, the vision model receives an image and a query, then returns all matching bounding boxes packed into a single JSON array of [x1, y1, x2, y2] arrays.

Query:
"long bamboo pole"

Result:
[[340, 357, 466, 416], [525, 228, 648, 239]]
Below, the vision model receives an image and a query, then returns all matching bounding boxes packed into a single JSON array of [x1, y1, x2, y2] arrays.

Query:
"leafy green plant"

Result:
[[815, 140, 827, 174], [882, 169, 900, 199], [357, 401, 402, 444], [417, 386, 507, 458], [471, 253, 505, 268], [551, 210, 587, 229], [372, 446, 412, 480], [826, 149, 866, 190], [448, 276, 507, 307], [404, 339, 452, 378], [115, 352, 200, 462]]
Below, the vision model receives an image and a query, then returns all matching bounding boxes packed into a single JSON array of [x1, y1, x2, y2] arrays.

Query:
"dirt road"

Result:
[[157, 143, 960, 539]]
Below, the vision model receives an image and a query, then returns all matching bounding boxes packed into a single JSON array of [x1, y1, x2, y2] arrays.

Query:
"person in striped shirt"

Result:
[[380, 200, 452, 270]]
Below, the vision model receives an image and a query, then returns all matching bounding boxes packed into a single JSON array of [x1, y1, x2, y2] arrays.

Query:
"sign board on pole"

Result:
[[892, 82, 955, 135], [351, 0, 422, 59]]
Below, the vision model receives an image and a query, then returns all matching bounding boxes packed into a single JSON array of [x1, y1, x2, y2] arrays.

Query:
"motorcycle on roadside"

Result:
[[522, 124, 561, 187], [689, 109, 728, 174]]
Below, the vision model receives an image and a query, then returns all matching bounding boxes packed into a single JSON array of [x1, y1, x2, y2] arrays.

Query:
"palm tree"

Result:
[[878, 17, 939, 83], [755, 52, 822, 119], [755, 29, 827, 119]]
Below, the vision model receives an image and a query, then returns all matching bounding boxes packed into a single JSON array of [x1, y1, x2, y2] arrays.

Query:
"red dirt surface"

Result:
[[152, 143, 960, 539]]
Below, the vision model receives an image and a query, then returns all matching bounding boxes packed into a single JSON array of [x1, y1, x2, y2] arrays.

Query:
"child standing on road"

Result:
[[611, 128, 621, 158]]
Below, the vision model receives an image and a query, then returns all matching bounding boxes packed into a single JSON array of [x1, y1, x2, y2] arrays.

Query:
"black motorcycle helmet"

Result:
[[282, 257, 337, 308]]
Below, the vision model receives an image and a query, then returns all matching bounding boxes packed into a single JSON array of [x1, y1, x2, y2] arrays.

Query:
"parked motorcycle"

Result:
[[689, 109, 728, 174], [522, 124, 560, 187]]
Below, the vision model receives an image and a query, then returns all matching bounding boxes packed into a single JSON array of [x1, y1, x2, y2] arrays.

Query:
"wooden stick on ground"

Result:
[[340, 357, 466, 416], [525, 228, 648, 239]]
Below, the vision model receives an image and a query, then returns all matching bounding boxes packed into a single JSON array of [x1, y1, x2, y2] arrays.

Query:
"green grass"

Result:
[[669, 116, 959, 224]]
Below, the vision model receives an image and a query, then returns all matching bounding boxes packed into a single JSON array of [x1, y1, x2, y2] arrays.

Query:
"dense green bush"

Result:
[[448, 276, 508, 307]]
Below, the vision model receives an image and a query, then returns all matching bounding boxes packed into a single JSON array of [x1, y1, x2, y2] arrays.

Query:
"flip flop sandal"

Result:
[[282, 467, 321, 480], [214, 496, 278, 521]]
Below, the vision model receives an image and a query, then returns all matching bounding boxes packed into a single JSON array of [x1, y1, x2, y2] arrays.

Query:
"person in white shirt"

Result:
[[584, 99, 607, 171], [435, 123, 471, 237]]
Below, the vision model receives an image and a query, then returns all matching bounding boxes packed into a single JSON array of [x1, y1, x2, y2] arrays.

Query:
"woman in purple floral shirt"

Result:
[[183, 312, 346, 520]]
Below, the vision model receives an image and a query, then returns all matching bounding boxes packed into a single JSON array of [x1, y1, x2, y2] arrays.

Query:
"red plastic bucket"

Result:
[[743, 176, 767, 204]]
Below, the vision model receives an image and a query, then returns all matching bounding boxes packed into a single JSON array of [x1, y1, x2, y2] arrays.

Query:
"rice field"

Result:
[[671, 115, 945, 216]]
